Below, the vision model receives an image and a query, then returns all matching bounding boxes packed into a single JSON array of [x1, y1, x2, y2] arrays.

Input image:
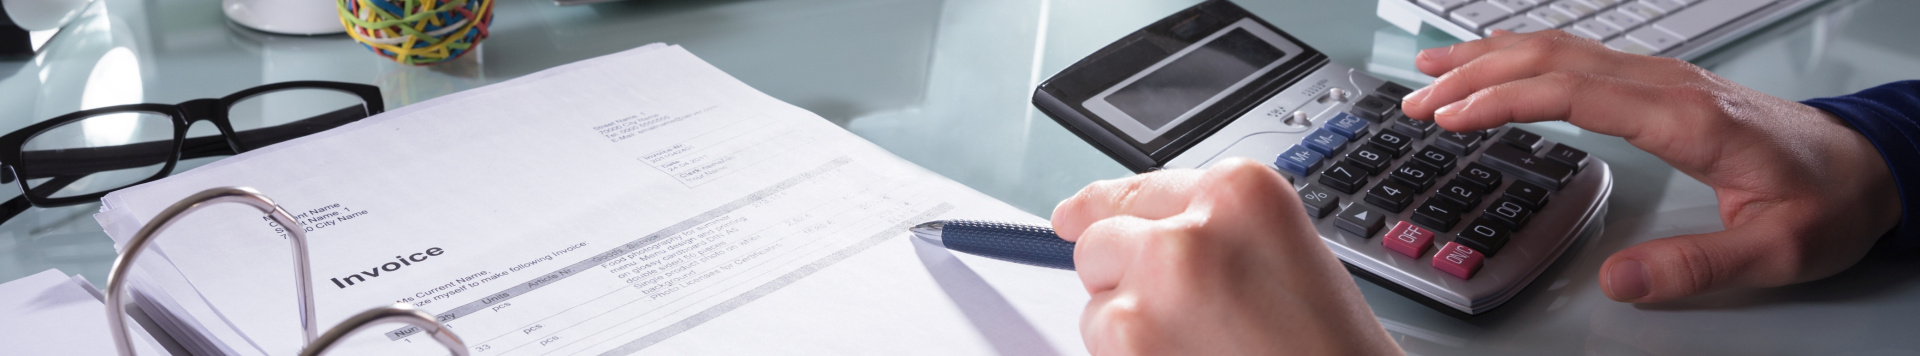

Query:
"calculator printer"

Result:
[[1033, 0, 1612, 315]]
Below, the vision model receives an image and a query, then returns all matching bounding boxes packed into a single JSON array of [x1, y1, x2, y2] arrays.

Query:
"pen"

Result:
[[911, 220, 1076, 270]]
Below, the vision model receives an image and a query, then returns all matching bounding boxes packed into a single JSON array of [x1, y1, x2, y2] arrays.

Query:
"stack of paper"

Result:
[[0, 269, 169, 355], [92, 44, 1088, 355]]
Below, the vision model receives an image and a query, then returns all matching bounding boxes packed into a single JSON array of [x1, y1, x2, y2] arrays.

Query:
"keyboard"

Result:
[[1382, 0, 1824, 59], [1033, 0, 1613, 315]]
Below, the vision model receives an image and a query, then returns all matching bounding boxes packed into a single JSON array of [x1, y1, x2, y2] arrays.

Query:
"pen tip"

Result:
[[910, 220, 944, 245]]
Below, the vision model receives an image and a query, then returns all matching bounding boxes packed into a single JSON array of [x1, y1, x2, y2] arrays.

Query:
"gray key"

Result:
[[1635, 0, 1687, 12], [1451, 2, 1515, 30], [1577, 0, 1624, 7], [1488, 0, 1539, 12], [1596, 9, 1646, 28], [1605, 37, 1660, 55], [1527, 8, 1577, 27], [1625, 26, 1683, 51], [1420, 0, 1472, 12], [1651, 0, 1772, 40], [1548, 0, 1599, 17], [1486, 15, 1554, 35], [1617, 2, 1667, 19], [1570, 18, 1624, 40]]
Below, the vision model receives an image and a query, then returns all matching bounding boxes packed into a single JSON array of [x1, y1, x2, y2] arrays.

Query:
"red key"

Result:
[[1382, 221, 1435, 258], [1433, 241, 1486, 279]]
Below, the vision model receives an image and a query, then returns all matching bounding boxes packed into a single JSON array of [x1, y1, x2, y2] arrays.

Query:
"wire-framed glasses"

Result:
[[0, 81, 384, 225]]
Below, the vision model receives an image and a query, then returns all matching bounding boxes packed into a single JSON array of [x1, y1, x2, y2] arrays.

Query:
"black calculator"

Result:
[[1032, 0, 1613, 315]]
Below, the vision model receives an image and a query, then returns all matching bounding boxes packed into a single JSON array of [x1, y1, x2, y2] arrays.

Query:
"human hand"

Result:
[[1051, 158, 1401, 355], [1397, 30, 1901, 303]]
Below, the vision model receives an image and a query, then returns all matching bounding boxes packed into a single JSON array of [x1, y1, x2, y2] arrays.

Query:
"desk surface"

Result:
[[3, 0, 1917, 354]]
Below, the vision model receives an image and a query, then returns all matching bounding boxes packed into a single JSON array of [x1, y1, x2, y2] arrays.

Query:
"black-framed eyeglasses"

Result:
[[0, 81, 383, 225]]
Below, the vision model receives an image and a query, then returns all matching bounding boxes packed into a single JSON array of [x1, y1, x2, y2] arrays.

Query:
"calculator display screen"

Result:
[[1107, 28, 1286, 132]]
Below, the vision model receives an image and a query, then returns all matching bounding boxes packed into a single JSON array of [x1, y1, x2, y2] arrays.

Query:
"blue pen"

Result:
[[911, 220, 1076, 270]]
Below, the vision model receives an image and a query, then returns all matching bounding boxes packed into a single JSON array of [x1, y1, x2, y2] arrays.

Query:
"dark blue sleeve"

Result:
[[1802, 80, 1920, 252]]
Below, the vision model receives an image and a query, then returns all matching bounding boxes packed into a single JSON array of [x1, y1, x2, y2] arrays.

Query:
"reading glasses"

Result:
[[0, 81, 384, 225]]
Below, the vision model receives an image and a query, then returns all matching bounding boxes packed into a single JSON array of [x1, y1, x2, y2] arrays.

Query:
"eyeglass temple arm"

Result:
[[7, 106, 368, 182]]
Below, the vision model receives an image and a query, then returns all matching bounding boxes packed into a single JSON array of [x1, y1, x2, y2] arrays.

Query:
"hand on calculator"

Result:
[[1399, 29, 1901, 303], [1052, 159, 1403, 355]]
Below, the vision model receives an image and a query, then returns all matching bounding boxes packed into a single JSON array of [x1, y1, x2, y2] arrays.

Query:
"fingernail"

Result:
[[1608, 259, 1650, 301], [1434, 100, 1467, 118], [1418, 45, 1453, 64], [1403, 86, 1432, 108]]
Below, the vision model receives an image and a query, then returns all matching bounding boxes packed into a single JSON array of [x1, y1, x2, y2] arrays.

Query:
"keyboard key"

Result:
[[1318, 162, 1370, 194], [1544, 144, 1589, 170], [1526, 8, 1576, 27], [1433, 242, 1487, 279], [1504, 180, 1552, 208], [1411, 147, 1458, 172], [1369, 131, 1414, 155], [1455, 162, 1505, 192], [1605, 36, 1661, 55], [1486, 15, 1554, 36], [1303, 127, 1351, 156], [1570, 18, 1624, 40], [1499, 128, 1543, 151], [1412, 198, 1465, 231], [1351, 95, 1397, 121], [1336, 205, 1387, 238], [1383, 221, 1438, 258], [1389, 116, 1438, 138], [1375, 82, 1415, 99], [1617, 1, 1668, 19], [1456, 218, 1513, 257], [1346, 146, 1393, 174], [1481, 144, 1575, 188], [1435, 180, 1486, 207], [1635, 0, 1685, 12], [1391, 163, 1440, 190], [1299, 185, 1340, 219], [1597, 9, 1648, 28], [1482, 197, 1536, 229], [1450, 2, 1515, 30], [1490, 0, 1543, 12], [1626, 26, 1683, 52], [1577, 0, 1623, 8], [1366, 180, 1418, 212], [1652, 0, 1770, 41], [1418, 0, 1471, 12], [1325, 112, 1371, 138], [1275, 145, 1326, 177], [1433, 130, 1485, 155], [1547, 0, 1598, 17]]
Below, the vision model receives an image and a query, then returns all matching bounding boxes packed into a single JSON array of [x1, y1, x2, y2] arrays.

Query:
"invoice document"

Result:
[[95, 44, 1087, 355]]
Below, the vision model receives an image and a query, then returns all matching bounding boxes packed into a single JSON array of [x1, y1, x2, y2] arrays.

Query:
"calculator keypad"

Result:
[[1274, 102, 1595, 282]]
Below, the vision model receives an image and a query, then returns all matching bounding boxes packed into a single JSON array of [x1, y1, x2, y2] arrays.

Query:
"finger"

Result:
[[1412, 30, 1543, 77], [1427, 71, 1697, 142], [1052, 169, 1205, 242], [1073, 215, 1162, 294], [1598, 222, 1798, 303], [1404, 31, 1672, 119]]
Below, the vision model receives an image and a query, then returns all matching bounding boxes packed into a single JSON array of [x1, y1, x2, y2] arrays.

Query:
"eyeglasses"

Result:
[[0, 81, 383, 225]]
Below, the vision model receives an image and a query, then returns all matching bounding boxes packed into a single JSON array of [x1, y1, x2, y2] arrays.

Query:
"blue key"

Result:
[[1326, 113, 1369, 138], [1274, 144, 1325, 177], [1303, 127, 1349, 156]]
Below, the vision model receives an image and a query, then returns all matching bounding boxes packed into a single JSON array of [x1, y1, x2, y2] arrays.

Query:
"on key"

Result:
[[1432, 242, 1486, 279], [1480, 144, 1574, 189], [1274, 144, 1326, 177]]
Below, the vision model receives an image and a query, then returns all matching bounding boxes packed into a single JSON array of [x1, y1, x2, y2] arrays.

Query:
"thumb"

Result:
[[1598, 225, 1779, 303]]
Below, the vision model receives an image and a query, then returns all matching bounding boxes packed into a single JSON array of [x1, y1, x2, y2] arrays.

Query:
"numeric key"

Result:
[[1368, 131, 1413, 156], [1434, 181, 1484, 207], [1411, 147, 1458, 172], [1391, 163, 1439, 190], [1366, 180, 1417, 212], [1482, 197, 1536, 229], [1412, 198, 1465, 231], [1455, 218, 1512, 257], [1318, 162, 1369, 194], [1345, 146, 1392, 174], [1455, 162, 1504, 192]]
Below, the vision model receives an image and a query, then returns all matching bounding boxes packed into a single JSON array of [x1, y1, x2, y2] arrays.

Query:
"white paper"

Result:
[[0, 269, 167, 355], [96, 44, 1087, 355]]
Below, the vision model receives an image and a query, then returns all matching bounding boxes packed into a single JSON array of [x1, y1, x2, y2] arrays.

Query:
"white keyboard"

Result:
[[1389, 0, 1823, 59]]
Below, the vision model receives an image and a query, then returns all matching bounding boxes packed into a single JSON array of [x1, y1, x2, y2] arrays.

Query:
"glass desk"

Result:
[[2, 0, 1916, 353]]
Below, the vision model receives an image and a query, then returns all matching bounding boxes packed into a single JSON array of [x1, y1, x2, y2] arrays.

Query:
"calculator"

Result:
[[1032, 0, 1612, 315]]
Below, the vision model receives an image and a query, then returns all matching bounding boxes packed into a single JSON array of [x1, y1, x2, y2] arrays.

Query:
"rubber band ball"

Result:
[[337, 0, 494, 65]]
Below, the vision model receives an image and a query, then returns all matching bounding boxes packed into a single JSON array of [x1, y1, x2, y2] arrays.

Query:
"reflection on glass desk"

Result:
[[1, 0, 1916, 354]]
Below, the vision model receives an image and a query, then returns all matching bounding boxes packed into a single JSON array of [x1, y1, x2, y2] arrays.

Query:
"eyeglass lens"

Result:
[[222, 88, 372, 151], [19, 111, 175, 199]]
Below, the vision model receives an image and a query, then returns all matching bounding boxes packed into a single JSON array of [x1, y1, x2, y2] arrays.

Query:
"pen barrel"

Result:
[[942, 220, 1076, 270]]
